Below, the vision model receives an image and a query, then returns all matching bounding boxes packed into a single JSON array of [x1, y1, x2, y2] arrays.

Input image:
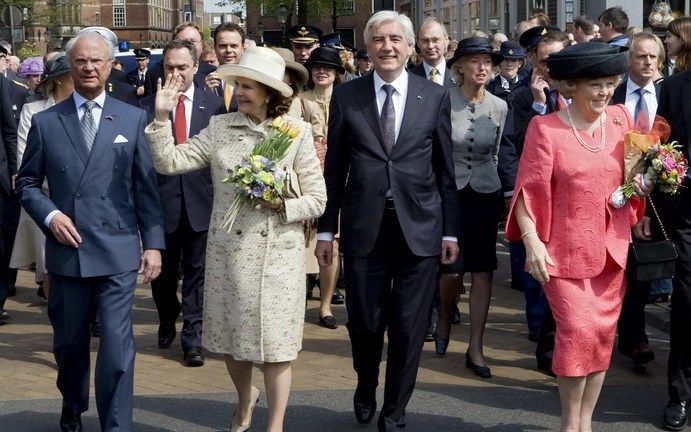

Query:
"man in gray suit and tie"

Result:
[[17, 30, 165, 432], [316, 11, 459, 431]]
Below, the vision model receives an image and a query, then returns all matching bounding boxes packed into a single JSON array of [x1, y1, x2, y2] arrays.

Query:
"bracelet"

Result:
[[152, 118, 169, 128], [521, 230, 537, 239]]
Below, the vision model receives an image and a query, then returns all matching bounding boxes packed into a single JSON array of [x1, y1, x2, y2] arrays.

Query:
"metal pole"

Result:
[[332, 0, 338, 32], [8, 1, 14, 53]]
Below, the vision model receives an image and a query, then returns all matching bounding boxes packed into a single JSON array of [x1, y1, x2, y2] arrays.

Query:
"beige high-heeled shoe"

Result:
[[230, 386, 260, 432]]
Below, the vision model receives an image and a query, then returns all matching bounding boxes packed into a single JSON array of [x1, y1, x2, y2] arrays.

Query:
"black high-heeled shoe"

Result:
[[435, 336, 449, 355], [466, 352, 491, 378]]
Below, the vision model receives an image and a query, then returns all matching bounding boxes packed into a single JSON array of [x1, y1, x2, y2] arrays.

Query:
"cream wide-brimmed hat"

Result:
[[271, 47, 309, 87], [216, 47, 293, 97]]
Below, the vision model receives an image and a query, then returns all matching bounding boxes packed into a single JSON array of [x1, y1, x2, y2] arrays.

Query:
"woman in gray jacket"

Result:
[[435, 37, 507, 380]]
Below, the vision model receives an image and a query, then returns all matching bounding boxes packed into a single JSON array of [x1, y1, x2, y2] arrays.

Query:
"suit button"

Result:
[[468, 137, 474, 142], [260, 230, 268, 237], [469, 118, 475, 123], [101, 221, 107, 227], [235, 230, 242, 235], [61, 166, 68, 172], [101, 194, 107, 200], [75, 193, 81, 199], [469, 128, 474, 132], [467, 166, 472, 169], [388, 161, 393, 166], [378, 189, 385, 195]]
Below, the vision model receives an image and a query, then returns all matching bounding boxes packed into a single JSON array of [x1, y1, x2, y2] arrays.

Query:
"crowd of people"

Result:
[[0, 5, 690, 432]]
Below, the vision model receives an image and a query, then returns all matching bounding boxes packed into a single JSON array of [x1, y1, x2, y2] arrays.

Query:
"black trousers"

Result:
[[344, 208, 438, 432], [669, 187, 691, 402], [617, 279, 650, 351], [0, 188, 8, 308], [150, 204, 207, 350]]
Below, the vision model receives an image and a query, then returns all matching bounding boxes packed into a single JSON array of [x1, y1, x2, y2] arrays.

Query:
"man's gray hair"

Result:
[[364, 11, 415, 46], [65, 32, 116, 61]]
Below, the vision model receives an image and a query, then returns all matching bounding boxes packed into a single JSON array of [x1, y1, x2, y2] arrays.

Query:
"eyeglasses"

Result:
[[71, 58, 107, 68], [418, 37, 445, 47]]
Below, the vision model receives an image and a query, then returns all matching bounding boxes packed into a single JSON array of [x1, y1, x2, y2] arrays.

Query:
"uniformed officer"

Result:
[[288, 25, 323, 64], [127, 48, 150, 98]]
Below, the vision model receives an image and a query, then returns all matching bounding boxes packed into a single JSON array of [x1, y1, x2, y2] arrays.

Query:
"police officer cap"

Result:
[[288, 25, 323, 45]]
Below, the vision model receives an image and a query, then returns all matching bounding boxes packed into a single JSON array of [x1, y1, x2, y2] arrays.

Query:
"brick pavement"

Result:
[[0, 239, 669, 404]]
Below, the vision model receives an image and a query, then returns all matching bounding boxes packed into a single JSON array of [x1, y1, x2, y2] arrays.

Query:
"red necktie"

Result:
[[174, 94, 186, 144]]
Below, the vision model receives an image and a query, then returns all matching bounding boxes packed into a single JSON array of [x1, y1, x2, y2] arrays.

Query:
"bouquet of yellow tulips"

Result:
[[220, 116, 301, 232]]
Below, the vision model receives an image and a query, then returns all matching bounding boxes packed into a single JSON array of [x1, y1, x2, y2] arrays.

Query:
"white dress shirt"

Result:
[[45, 91, 107, 226], [372, 70, 408, 143], [172, 85, 195, 140], [624, 78, 657, 128], [422, 60, 446, 85]]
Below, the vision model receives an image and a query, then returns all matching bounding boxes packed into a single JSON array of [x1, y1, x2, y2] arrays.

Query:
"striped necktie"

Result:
[[81, 100, 97, 152], [429, 67, 440, 84]]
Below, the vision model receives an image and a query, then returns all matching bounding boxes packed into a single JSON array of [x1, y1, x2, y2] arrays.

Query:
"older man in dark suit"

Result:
[[315, 11, 458, 432], [140, 39, 223, 366], [611, 32, 663, 369], [658, 67, 691, 431], [17, 31, 164, 432]]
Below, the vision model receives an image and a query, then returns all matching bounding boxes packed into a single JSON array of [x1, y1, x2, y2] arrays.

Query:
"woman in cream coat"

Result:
[[145, 47, 326, 432]]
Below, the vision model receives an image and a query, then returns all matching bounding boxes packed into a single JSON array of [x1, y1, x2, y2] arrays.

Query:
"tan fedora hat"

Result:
[[271, 47, 308, 87], [216, 47, 293, 97]]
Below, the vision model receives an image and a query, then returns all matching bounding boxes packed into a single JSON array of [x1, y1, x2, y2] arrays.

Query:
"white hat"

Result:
[[216, 47, 293, 98]]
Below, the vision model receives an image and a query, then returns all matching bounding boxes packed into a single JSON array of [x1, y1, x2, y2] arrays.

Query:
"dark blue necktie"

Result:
[[634, 87, 650, 132]]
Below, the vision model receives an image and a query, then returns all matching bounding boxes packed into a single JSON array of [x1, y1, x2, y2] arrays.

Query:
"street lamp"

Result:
[[276, 4, 288, 46]]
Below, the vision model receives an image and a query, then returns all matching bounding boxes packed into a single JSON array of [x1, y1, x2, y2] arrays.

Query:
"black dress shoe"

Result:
[[631, 343, 655, 366], [0, 307, 9, 320], [37, 283, 47, 300], [184, 346, 205, 367], [435, 336, 449, 355], [466, 352, 491, 378], [536, 354, 555, 377], [319, 314, 339, 329], [353, 396, 377, 424], [60, 408, 83, 432], [424, 322, 437, 342], [158, 330, 176, 349], [331, 289, 345, 305], [664, 400, 688, 431]]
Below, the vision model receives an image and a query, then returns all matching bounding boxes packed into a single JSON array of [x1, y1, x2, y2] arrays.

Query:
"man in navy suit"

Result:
[[0, 75, 17, 321], [315, 11, 458, 431], [127, 48, 150, 98], [409, 17, 453, 88], [610, 32, 663, 369], [140, 39, 223, 365], [16, 31, 165, 432]]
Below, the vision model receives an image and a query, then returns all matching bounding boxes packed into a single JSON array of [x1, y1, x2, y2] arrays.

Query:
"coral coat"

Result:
[[145, 113, 326, 362], [506, 105, 644, 278]]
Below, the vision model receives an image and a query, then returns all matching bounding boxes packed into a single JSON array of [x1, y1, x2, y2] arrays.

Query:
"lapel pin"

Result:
[[105, 115, 114, 121], [199, 106, 205, 110], [613, 116, 623, 126], [108, 82, 113, 92], [417, 95, 422, 100]]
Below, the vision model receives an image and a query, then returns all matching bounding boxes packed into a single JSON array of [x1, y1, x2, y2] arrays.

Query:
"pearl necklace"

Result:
[[565, 106, 606, 153]]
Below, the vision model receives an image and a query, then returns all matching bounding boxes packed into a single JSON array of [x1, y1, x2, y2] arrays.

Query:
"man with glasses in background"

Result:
[[410, 17, 453, 88], [144, 22, 217, 97]]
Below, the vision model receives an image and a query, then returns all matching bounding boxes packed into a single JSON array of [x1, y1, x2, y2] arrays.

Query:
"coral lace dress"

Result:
[[506, 105, 644, 376]]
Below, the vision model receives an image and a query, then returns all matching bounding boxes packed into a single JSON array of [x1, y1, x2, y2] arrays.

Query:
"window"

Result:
[[113, 5, 126, 27], [341, 0, 354, 15], [336, 28, 355, 47]]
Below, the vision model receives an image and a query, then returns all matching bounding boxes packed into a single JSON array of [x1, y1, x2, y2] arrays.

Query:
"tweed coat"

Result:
[[145, 112, 326, 362]]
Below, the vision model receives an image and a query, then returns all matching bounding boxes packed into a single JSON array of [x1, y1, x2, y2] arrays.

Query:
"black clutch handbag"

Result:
[[627, 197, 678, 282]]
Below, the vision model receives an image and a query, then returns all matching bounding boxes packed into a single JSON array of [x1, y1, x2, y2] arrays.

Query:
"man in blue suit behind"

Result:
[[16, 30, 165, 432]]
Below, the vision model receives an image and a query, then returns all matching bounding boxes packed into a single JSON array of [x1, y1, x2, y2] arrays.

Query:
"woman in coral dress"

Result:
[[506, 43, 650, 431]]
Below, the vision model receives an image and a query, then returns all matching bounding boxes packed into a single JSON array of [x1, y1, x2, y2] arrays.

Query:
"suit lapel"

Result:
[[355, 74, 386, 152], [611, 82, 626, 105], [190, 90, 207, 136], [78, 96, 118, 189], [392, 75, 424, 154], [59, 96, 89, 166]]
